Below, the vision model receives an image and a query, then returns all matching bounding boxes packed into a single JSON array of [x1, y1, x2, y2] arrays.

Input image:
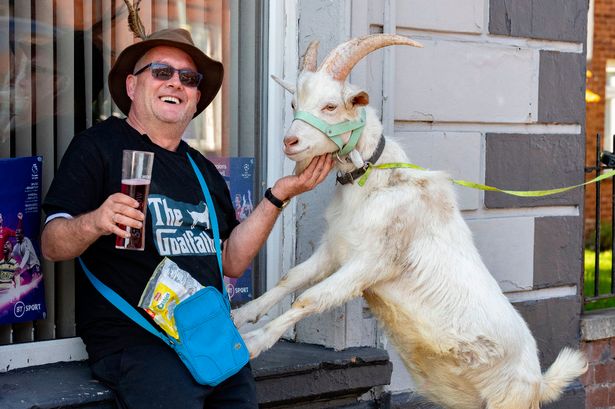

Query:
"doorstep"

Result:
[[0, 340, 392, 409]]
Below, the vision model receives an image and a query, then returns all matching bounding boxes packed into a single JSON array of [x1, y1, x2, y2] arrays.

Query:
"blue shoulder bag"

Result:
[[79, 153, 249, 386]]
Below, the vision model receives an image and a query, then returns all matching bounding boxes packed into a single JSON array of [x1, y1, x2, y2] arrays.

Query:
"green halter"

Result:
[[293, 108, 366, 156]]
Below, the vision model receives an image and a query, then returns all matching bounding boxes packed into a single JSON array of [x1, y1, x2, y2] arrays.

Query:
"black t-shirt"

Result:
[[43, 117, 239, 362]]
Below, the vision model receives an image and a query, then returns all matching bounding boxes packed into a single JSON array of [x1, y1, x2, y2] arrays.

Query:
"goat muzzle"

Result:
[[283, 135, 299, 149]]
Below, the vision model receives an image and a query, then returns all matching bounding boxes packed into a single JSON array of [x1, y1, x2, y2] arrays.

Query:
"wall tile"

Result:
[[489, 0, 588, 42], [485, 133, 584, 208], [395, 40, 537, 123]]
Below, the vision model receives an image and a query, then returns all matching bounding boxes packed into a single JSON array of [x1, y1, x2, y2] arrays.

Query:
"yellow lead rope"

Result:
[[357, 163, 615, 197]]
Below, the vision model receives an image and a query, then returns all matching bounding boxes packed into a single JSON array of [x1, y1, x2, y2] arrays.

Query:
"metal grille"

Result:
[[585, 132, 615, 305]]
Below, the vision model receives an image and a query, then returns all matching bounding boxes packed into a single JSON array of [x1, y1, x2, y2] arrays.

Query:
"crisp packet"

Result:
[[139, 257, 204, 339]]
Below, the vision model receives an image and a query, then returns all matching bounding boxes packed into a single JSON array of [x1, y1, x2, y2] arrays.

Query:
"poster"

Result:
[[211, 157, 255, 306], [0, 156, 47, 324]]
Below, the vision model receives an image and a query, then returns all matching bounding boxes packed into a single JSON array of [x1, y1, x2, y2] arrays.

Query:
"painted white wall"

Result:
[[392, 131, 482, 210], [394, 40, 538, 123], [467, 217, 535, 292], [396, 0, 484, 34]]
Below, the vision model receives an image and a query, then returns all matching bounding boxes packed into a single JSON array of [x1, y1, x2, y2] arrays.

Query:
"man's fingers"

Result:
[[113, 212, 143, 229], [295, 154, 332, 189], [303, 156, 322, 174], [95, 193, 144, 236], [108, 192, 140, 208], [112, 224, 131, 239], [113, 204, 145, 222], [272, 153, 335, 200], [309, 154, 333, 185], [303, 155, 328, 179]]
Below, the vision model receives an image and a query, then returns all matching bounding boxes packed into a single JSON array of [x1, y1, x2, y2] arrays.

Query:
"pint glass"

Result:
[[115, 150, 154, 250]]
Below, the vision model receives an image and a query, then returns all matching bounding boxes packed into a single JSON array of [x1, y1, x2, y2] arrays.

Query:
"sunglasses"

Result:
[[133, 62, 203, 88]]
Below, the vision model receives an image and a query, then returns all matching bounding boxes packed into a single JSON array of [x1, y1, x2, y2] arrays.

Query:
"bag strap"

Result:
[[78, 257, 173, 346], [186, 153, 228, 302]]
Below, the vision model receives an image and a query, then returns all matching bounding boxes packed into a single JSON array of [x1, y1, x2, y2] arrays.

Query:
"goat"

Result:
[[232, 34, 587, 409], [186, 207, 210, 230]]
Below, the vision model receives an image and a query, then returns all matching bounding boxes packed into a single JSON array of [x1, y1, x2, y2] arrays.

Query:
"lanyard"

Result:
[[357, 161, 615, 197]]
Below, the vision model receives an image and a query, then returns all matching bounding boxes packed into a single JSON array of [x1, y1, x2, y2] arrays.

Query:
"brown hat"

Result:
[[108, 28, 223, 118]]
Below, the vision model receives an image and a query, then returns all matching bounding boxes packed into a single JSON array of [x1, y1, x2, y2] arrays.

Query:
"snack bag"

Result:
[[139, 258, 204, 339]]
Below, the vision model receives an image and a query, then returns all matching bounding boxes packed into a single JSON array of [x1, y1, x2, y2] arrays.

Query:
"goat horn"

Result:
[[271, 74, 296, 94], [319, 34, 422, 81], [300, 40, 320, 72]]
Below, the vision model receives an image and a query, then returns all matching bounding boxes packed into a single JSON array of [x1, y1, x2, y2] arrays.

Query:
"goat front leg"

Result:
[[242, 258, 375, 359], [232, 243, 335, 328]]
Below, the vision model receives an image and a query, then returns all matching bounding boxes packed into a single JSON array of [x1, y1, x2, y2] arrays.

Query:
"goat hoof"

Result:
[[232, 305, 259, 328], [242, 328, 269, 359]]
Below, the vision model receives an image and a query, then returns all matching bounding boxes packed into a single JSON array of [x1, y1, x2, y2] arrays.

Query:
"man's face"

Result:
[[126, 46, 201, 128], [3, 241, 11, 258], [16, 229, 23, 243]]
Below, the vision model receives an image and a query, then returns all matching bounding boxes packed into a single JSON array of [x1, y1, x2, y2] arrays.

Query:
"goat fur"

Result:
[[232, 35, 587, 409]]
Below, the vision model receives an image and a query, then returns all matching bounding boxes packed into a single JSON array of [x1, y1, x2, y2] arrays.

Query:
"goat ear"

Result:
[[346, 90, 369, 108], [271, 74, 296, 94]]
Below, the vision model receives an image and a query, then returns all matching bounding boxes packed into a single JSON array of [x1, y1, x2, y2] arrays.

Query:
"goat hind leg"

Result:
[[484, 384, 540, 409], [232, 243, 334, 328]]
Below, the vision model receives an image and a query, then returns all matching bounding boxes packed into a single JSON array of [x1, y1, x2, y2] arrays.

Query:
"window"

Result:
[[604, 60, 615, 152], [0, 0, 266, 351]]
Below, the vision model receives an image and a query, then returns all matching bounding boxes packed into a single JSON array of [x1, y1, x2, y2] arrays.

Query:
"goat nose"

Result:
[[284, 136, 299, 148]]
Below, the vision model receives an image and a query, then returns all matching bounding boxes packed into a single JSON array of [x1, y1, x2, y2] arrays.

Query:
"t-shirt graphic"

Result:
[[148, 194, 216, 256]]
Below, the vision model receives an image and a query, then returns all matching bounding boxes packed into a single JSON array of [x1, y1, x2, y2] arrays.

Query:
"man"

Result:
[[13, 227, 41, 283], [0, 212, 20, 252], [41, 29, 333, 409], [0, 241, 18, 291], [234, 192, 253, 222]]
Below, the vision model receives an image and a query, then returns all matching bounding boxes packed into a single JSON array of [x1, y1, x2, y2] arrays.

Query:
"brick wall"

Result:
[[582, 337, 615, 408], [586, 0, 615, 234]]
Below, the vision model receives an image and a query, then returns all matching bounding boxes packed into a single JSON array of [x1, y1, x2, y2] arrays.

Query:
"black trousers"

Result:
[[90, 343, 258, 409]]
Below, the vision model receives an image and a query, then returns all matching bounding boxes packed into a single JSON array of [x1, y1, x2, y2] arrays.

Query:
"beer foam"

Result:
[[122, 178, 151, 185]]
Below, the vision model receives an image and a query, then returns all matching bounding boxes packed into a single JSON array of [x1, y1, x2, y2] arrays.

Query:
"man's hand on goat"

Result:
[[271, 153, 334, 201]]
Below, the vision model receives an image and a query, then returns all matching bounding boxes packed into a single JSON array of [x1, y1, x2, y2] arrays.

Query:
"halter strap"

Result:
[[293, 108, 366, 156], [336, 135, 386, 185]]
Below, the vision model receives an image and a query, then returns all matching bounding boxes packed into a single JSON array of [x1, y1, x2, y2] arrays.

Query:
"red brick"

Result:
[[582, 364, 595, 386], [609, 384, 615, 407], [587, 340, 611, 363], [587, 385, 610, 407], [584, 342, 596, 363], [594, 361, 615, 384], [582, 341, 594, 362]]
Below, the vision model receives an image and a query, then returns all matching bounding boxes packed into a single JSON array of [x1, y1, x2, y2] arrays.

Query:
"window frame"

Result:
[[0, 0, 280, 370]]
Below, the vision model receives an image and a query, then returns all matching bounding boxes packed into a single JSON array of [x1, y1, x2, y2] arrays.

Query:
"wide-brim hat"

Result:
[[108, 28, 223, 118]]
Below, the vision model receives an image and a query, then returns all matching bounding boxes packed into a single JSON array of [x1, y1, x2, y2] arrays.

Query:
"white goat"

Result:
[[187, 207, 210, 230], [233, 34, 587, 409]]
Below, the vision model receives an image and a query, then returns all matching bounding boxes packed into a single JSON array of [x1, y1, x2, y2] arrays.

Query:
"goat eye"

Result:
[[291, 101, 296, 110], [323, 104, 337, 112]]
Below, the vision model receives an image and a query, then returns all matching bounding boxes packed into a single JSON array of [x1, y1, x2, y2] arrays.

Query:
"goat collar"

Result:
[[294, 108, 366, 156], [336, 135, 386, 185]]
